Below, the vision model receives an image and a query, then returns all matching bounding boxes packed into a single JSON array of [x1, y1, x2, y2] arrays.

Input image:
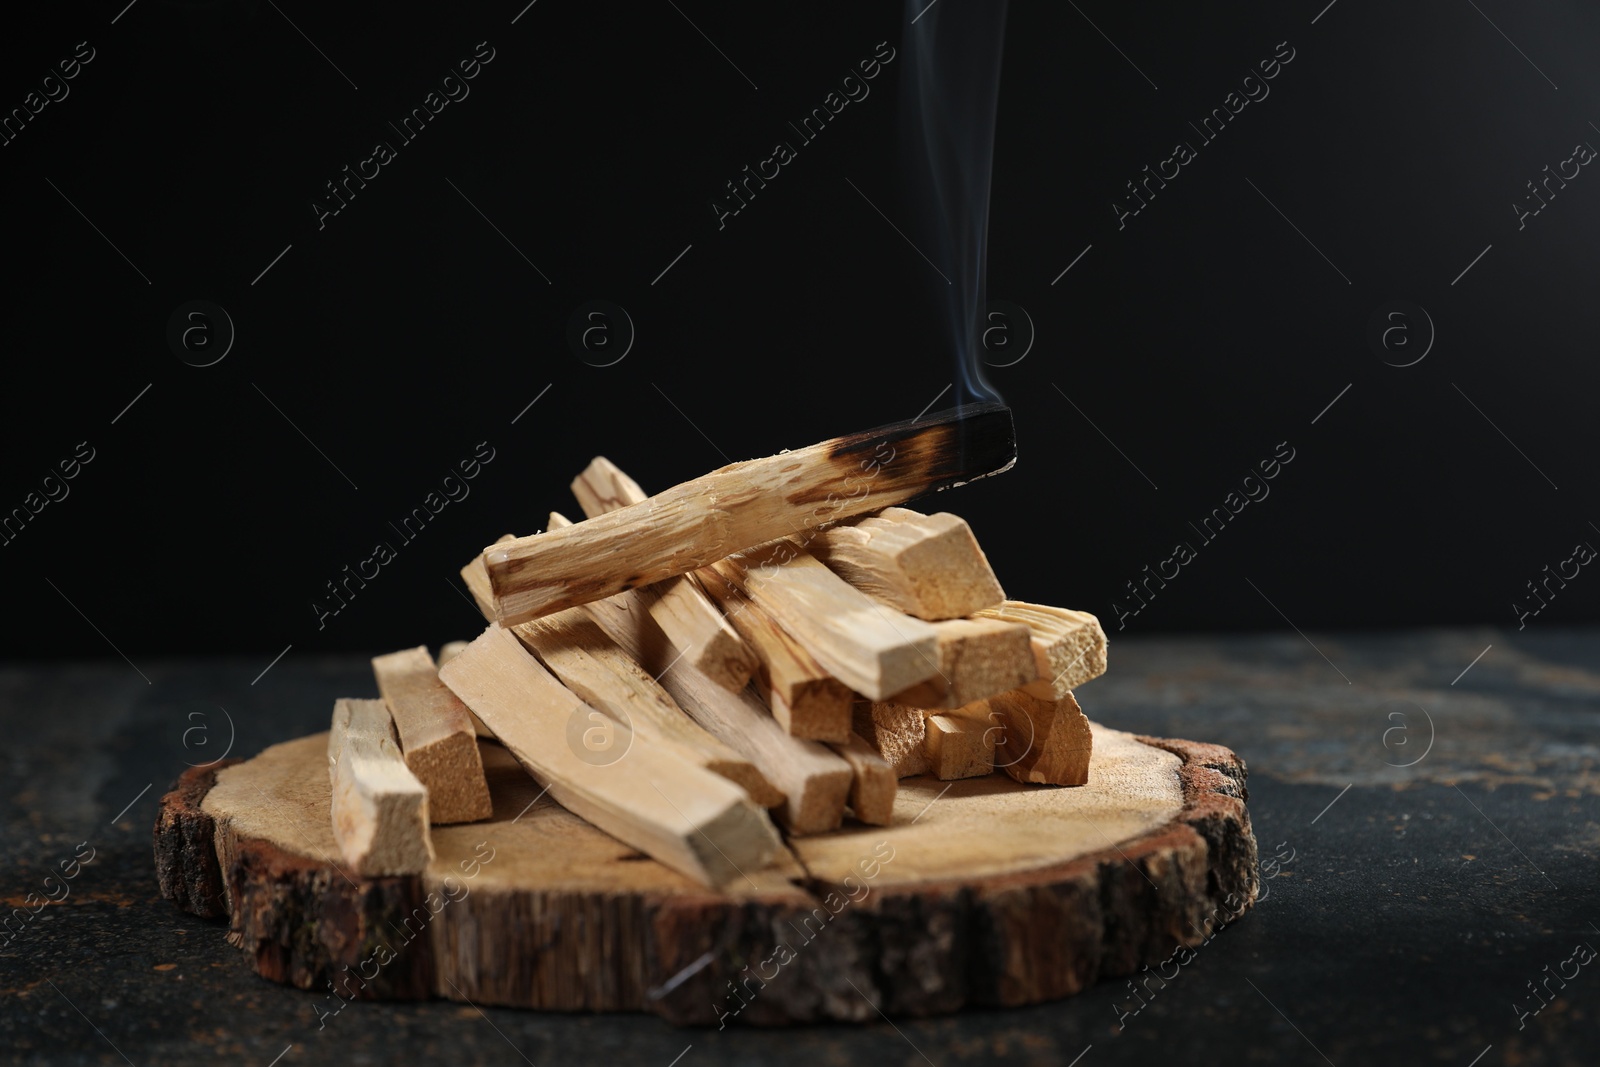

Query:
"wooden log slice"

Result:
[[153, 724, 1258, 1024]]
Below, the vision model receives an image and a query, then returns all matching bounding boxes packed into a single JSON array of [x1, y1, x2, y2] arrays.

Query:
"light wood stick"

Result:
[[511, 609, 782, 807], [370, 646, 493, 824], [571, 457, 756, 693], [485, 403, 1016, 624], [924, 710, 996, 780], [709, 544, 939, 700], [988, 689, 1093, 786], [973, 601, 1108, 700], [696, 567, 854, 742], [815, 507, 1005, 620], [564, 553, 852, 835], [461, 533, 517, 621], [457, 537, 523, 740], [852, 701, 929, 779], [883, 616, 1038, 710], [326, 698, 434, 876], [827, 732, 897, 825], [438, 625, 782, 888]]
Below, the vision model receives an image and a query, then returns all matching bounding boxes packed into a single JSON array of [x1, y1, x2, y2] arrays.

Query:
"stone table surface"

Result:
[[3, 627, 1597, 1066]]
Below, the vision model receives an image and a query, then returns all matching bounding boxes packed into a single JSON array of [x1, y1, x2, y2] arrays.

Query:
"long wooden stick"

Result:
[[485, 404, 1015, 624], [924, 710, 996, 780], [438, 625, 781, 888], [512, 608, 782, 807]]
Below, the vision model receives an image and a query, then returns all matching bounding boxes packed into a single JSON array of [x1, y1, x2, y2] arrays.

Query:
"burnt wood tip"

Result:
[[827, 402, 1016, 487]]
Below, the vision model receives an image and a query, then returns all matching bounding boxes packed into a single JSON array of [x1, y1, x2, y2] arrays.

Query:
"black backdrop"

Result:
[[5, 0, 1599, 664]]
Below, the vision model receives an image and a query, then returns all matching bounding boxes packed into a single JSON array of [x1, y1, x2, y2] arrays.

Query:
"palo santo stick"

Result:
[[710, 545, 939, 700], [924, 710, 996, 781], [988, 689, 1092, 786], [439, 625, 781, 888], [566, 566, 851, 833], [326, 698, 434, 876], [457, 536, 522, 740], [371, 646, 493, 824], [884, 616, 1038, 710], [852, 701, 929, 779], [512, 609, 782, 807], [973, 601, 1108, 700], [697, 566, 854, 742], [572, 457, 756, 693], [827, 732, 896, 825], [461, 533, 517, 621], [815, 507, 1005, 620], [485, 403, 1016, 624], [439, 639, 497, 740]]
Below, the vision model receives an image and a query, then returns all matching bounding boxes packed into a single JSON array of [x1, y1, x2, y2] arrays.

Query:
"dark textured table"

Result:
[[4, 628, 1597, 1066]]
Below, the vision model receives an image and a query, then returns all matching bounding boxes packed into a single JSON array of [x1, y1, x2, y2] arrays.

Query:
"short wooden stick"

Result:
[[988, 689, 1093, 786], [884, 616, 1038, 710], [924, 710, 996, 781], [973, 601, 1107, 700], [327, 698, 434, 876], [815, 506, 1005, 620], [371, 646, 493, 824], [852, 701, 929, 779], [827, 732, 897, 825]]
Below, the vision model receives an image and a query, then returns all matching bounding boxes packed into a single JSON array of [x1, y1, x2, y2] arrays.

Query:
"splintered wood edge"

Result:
[[152, 734, 1258, 1023]]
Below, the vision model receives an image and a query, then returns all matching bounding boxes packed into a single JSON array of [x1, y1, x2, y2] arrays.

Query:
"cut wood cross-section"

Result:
[[885, 616, 1038, 710], [974, 600, 1108, 700], [924, 709, 997, 780], [989, 688, 1094, 786]]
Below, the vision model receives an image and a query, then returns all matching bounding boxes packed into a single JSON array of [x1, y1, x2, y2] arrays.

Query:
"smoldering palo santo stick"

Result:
[[484, 403, 1016, 625]]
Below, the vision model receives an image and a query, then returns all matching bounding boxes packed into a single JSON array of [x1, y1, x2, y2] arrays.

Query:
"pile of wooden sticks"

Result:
[[322, 407, 1108, 888]]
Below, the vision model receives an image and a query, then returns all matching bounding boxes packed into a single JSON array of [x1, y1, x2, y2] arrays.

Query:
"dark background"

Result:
[[5, 0, 1599, 667]]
